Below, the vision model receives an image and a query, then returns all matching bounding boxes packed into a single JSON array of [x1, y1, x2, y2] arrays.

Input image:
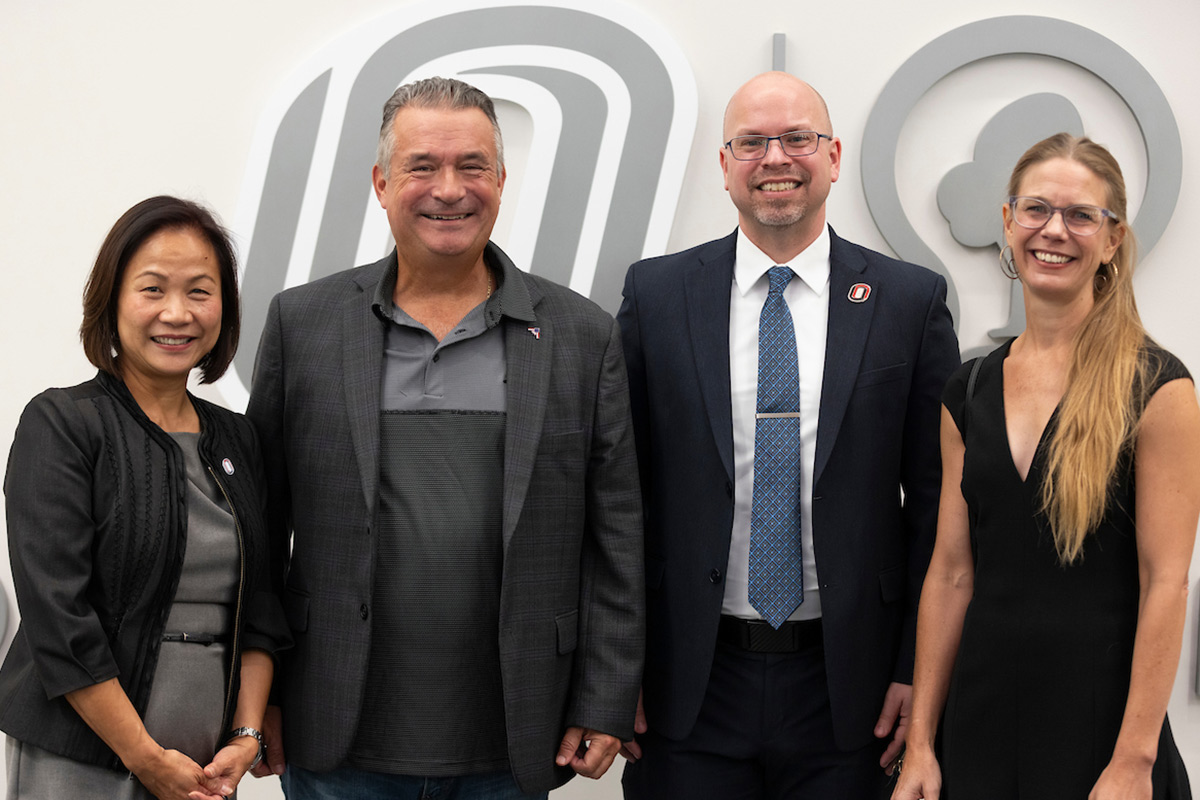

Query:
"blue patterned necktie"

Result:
[[749, 266, 803, 629]]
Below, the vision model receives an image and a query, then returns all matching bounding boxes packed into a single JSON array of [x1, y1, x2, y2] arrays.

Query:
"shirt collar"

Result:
[[371, 241, 536, 326], [733, 224, 831, 298]]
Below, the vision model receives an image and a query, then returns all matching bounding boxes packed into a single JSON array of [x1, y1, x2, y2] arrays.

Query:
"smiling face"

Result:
[[1003, 157, 1124, 304], [116, 227, 222, 388], [720, 73, 841, 253], [372, 105, 505, 268]]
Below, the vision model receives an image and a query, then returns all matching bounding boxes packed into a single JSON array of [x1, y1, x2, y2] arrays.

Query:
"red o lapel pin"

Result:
[[847, 283, 871, 303]]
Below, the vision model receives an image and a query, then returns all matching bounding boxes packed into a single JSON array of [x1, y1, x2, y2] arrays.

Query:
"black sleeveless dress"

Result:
[[939, 339, 1192, 799]]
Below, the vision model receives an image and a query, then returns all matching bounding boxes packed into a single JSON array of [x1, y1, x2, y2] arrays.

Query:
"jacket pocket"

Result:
[[538, 429, 585, 456], [555, 609, 578, 654], [283, 587, 310, 633], [855, 362, 908, 389], [878, 565, 905, 604]]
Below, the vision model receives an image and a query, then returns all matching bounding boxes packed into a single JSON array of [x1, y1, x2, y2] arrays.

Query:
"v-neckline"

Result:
[[999, 341, 1061, 485]]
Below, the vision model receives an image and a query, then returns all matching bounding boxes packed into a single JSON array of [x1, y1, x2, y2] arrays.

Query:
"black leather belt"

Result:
[[717, 615, 822, 653], [161, 632, 229, 645]]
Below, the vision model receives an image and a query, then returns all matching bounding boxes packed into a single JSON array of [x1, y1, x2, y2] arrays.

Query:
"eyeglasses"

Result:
[[1007, 196, 1118, 236], [724, 130, 831, 161]]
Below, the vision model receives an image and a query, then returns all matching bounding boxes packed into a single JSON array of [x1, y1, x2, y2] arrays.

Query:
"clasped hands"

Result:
[[132, 737, 259, 800]]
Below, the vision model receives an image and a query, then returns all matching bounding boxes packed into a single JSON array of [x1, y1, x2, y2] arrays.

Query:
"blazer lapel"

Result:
[[684, 233, 736, 484], [342, 257, 389, 513], [501, 284, 550, 550], [815, 229, 874, 485]]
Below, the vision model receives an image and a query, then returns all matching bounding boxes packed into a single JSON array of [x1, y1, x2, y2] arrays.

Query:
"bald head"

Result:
[[718, 71, 841, 262], [722, 72, 832, 142]]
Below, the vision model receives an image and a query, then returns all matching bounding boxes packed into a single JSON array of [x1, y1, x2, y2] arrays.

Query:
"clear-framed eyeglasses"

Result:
[[1007, 196, 1118, 236], [724, 130, 832, 161]]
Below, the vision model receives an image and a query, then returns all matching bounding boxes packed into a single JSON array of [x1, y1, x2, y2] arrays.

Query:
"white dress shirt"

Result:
[[722, 226, 829, 621]]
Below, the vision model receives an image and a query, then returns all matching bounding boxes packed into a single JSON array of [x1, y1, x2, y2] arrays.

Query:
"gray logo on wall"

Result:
[[221, 0, 696, 406], [860, 15, 1181, 357]]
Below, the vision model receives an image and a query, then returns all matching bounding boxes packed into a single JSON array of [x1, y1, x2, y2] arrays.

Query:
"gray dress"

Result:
[[6, 432, 240, 798]]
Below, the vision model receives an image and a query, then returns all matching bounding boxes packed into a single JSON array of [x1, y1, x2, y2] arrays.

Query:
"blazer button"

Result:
[[359, 604, 369, 620], [709, 569, 722, 584]]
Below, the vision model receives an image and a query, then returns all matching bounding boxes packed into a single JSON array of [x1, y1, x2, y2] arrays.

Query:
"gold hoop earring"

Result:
[[999, 245, 1019, 280], [1095, 262, 1119, 292]]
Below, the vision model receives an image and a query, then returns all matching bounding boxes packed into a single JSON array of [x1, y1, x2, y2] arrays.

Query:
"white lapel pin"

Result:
[[222, 458, 235, 475], [528, 327, 541, 339], [848, 283, 872, 303]]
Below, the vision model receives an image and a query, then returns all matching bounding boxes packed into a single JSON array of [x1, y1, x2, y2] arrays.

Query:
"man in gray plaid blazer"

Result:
[[246, 77, 644, 799]]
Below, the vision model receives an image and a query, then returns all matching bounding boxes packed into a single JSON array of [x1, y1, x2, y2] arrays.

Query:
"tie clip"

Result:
[[756, 412, 802, 419]]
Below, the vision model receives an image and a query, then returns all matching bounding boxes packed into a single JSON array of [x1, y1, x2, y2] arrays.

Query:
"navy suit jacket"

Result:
[[617, 227, 959, 749]]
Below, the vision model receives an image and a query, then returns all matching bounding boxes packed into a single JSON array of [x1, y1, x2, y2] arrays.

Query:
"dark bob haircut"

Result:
[[80, 196, 240, 384]]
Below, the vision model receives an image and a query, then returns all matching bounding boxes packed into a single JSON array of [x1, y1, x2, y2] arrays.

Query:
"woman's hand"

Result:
[[197, 737, 261, 797], [65, 679, 224, 800], [126, 746, 225, 800], [890, 746, 942, 800], [1088, 753, 1153, 800]]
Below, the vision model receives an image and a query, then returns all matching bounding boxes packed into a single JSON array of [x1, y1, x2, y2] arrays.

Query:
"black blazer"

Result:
[[0, 371, 289, 769], [617, 227, 960, 749]]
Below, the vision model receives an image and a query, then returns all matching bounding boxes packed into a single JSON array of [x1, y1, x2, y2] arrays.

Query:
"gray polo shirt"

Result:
[[350, 244, 536, 776]]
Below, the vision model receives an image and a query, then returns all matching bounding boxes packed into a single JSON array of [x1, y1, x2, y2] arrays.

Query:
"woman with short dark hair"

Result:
[[0, 196, 289, 799]]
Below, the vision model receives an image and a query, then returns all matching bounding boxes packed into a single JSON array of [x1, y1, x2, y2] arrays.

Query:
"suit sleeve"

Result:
[[245, 293, 293, 598], [237, 417, 294, 659], [616, 264, 652, 516], [4, 393, 120, 698], [567, 317, 645, 739], [896, 274, 960, 684]]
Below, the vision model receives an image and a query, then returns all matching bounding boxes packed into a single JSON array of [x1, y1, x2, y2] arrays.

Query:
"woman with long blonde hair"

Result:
[[893, 134, 1198, 799]]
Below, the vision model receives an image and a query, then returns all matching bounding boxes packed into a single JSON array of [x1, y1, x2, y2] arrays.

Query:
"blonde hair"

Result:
[[1007, 134, 1153, 563]]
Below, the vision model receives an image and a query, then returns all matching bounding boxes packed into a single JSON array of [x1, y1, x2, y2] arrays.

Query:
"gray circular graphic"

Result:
[[860, 15, 1182, 325]]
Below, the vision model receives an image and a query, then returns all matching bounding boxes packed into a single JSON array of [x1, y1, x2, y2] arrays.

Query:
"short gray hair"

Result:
[[376, 77, 505, 172]]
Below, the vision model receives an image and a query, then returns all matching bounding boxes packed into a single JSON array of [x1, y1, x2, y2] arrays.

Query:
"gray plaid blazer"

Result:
[[247, 245, 644, 793]]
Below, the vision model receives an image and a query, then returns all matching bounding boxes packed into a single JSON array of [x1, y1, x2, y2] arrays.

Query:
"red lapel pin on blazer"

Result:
[[847, 283, 871, 303]]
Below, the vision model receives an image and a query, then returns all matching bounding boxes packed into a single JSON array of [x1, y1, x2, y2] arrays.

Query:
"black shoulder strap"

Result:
[[963, 356, 984, 434]]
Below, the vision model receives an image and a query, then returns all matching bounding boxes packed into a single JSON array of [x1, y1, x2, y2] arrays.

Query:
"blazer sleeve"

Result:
[[246, 293, 294, 598], [4, 392, 121, 698], [616, 263, 652, 513], [235, 416, 294, 658], [567, 318, 645, 739], [895, 273, 960, 684]]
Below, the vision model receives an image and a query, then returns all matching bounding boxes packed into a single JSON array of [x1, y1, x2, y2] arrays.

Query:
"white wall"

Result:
[[2, 1, 1198, 797]]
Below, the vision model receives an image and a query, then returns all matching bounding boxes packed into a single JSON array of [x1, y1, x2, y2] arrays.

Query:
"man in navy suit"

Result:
[[617, 72, 959, 798]]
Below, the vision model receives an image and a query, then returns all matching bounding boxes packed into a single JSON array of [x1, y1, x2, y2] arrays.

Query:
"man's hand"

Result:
[[556, 727, 621, 779], [618, 688, 647, 761], [249, 705, 286, 778], [874, 682, 912, 773]]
